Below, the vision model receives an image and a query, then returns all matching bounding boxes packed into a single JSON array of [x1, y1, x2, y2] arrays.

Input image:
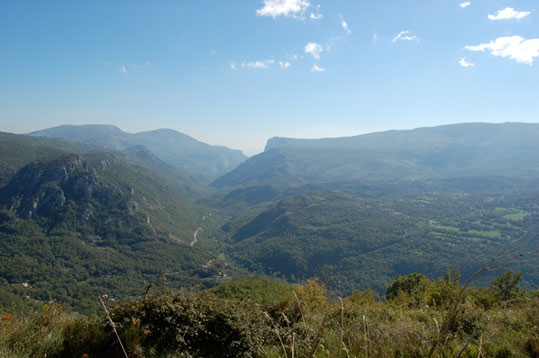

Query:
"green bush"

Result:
[[0, 303, 72, 358], [490, 270, 523, 302], [386, 273, 431, 307], [470, 287, 498, 310], [58, 316, 112, 358], [107, 292, 272, 358], [1, 274, 538, 358]]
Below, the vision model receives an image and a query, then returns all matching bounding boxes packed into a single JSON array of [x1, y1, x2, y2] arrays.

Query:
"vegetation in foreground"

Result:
[[1, 271, 538, 358]]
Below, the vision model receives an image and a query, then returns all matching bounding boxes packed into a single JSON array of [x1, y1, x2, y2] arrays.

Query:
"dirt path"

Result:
[[190, 227, 201, 247]]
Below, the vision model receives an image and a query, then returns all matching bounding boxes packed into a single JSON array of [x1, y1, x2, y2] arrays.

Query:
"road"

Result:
[[190, 227, 201, 247]]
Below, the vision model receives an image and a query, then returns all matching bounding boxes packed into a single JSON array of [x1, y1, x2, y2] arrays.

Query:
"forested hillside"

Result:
[[219, 188, 539, 294], [0, 133, 243, 313], [1, 123, 539, 316]]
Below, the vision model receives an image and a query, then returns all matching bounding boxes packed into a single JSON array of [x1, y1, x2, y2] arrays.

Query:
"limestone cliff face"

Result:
[[0, 151, 200, 246], [0, 155, 118, 220]]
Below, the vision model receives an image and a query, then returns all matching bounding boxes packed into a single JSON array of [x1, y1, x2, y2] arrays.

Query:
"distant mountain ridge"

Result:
[[265, 122, 539, 150], [213, 122, 539, 188], [30, 125, 247, 181]]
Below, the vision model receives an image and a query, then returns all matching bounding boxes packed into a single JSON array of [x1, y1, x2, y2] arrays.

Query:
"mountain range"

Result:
[[1, 122, 538, 312], [213, 122, 539, 188], [30, 125, 247, 182]]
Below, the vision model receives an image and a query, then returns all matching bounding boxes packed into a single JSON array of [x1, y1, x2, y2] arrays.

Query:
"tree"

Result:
[[386, 273, 431, 306], [490, 270, 522, 302]]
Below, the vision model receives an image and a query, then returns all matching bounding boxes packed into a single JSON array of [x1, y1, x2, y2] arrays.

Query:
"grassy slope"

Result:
[[1, 277, 537, 358]]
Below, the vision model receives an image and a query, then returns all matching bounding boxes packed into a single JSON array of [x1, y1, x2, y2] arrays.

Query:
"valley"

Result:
[[3, 2, 539, 354], [1, 123, 538, 314]]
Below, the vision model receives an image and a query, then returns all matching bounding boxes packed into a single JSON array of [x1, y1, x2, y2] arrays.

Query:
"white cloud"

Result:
[[372, 32, 378, 42], [210, 49, 216, 56], [459, 57, 474, 67], [279, 61, 291, 69], [241, 59, 275, 69], [341, 20, 351, 35], [256, 0, 310, 19], [305, 42, 323, 59], [144, 62, 153, 68], [392, 30, 418, 43], [460, 2, 471, 8], [310, 5, 323, 20], [466, 36, 539, 65], [311, 64, 325, 72], [119, 65, 127, 74], [230, 62, 237, 70], [488, 7, 530, 20]]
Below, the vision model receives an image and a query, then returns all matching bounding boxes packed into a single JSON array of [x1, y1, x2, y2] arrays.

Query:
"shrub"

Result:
[[0, 303, 72, 358], [490, 270, 522, 302], [524, 337, 539, 357], [58, 315, 112, 358], [106, 292, 272, 358], [386, 273, 431, 307], [427, 269, 461, 309], [470, 287, 498, 310]]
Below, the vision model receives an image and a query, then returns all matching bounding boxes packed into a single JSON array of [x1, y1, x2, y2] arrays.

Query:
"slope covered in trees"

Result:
[[1, 123, 539, 318], [0, 134, 243, 313], [219, 188, 539, 294]]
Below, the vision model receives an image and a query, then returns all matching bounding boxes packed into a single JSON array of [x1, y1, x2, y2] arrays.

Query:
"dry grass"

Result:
[[0, 283, 537, 358]]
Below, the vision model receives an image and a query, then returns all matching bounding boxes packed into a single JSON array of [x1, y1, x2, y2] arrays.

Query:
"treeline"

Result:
[[1, 271, 538, 357]]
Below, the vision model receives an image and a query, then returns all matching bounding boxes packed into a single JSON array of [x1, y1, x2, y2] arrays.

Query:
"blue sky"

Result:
[[1, 0, 538, 155]]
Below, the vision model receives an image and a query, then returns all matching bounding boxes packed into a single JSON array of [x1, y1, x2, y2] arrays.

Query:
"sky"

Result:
[[0, 0, 538, 155]]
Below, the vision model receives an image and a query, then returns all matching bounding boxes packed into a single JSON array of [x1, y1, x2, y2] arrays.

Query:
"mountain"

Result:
[[30, 125, 247, 181], [3, 123, 539, 312], [0, 134, 243, 313], [209, 123, 539, 295], [213, 122, 539, 188], [119, 144, 209, 199], [0, 153, 200, 238], [0, 131, 101, 187], [0, 130, 206, 199]]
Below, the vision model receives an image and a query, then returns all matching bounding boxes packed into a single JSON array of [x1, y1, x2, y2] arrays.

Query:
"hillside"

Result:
[[208, 123, 539, 295], [213, 122, 539, 188], [0, 131, 100, 186], [2, 123, 539, 314], [0, 143, 240, 313], [222, 189, 539, 294], [2, 275, 538, 358], [30, 125, 247, 181]]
